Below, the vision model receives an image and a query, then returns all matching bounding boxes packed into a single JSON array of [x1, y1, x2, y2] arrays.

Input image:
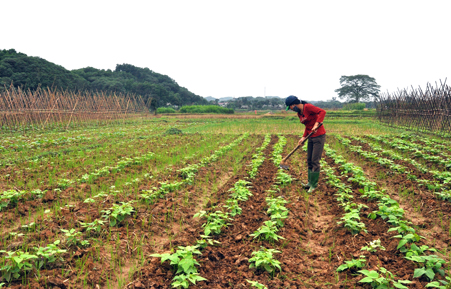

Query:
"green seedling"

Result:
[[228, 183, 252, 201], [195, 235, 220, 249], [0, 190, 25, 210], [194, 210, 233, 236], [387, 219, 415, 235], [8, 232, 24, 240], [102, 201, 135, 226], [57, 179, 74, 190], [358, 267, 412, 288], [223, 199, 242, 216], [84, 197, 95, 203], [151, 245, 206, 288], [246, 280, 268, 289], [248, 247, 281, 274], [0, 250, 38, 282], [172, 273, 207, 288], [405, 244, 437, 258], [60, 228, 88, 247], [275, 169, 293, 186], [425, 276, 451, 288], [407, 255, 446, 281], [21, 222, 36, 232], [79, 219, 105, 235], [34, 240, 67, 269], [336, 256, 366, 272], [250, 220, 285, 242], [392, 233, 423, 252], [338, 209, 367, 234], [361, 239, 386, 253]]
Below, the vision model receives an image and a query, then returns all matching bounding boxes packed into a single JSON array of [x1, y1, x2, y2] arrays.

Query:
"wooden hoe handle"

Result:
[[281, 123, 323, 163]]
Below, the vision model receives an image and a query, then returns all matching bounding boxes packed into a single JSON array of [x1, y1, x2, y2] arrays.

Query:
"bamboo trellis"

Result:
[[0, 86, 150, 131], [377, 79, 451, 135]]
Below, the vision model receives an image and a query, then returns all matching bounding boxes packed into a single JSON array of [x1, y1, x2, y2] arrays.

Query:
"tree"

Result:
[[335, 75, 380, 103]]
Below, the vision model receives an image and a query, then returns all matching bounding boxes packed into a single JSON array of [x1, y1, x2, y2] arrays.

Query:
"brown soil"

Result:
[[124, 135, 435, 289]]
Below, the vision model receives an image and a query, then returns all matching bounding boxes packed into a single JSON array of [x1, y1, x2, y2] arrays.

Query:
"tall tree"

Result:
[[335, 74, 381, 103]]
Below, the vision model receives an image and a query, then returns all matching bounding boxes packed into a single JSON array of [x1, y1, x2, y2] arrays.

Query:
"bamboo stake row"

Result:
[[377, 79, 451, 135], [0, 86, 150, 131]]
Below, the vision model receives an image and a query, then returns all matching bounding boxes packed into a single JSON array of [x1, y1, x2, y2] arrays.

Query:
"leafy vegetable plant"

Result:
[[250, 220, 285, 242], [336, 256, 366, 272], [248, 247, 281, 274], [0, 250, 37, 282]]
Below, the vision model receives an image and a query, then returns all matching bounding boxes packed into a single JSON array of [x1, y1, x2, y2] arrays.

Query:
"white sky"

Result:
[[1, 0, 450, 101]]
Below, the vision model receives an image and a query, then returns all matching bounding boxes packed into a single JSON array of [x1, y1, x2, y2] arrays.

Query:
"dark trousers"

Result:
[[307, 134, 326, 172]]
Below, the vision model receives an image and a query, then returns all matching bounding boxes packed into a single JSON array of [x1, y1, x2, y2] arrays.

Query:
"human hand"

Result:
[[298, 137, 306, 145], [312, 122, 320, 132]]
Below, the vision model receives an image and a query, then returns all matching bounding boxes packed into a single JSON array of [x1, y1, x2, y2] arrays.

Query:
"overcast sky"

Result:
[[1, 0, 449, 101]]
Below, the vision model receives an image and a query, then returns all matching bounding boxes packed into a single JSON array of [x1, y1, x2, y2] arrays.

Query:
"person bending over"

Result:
[[285, 95, 326, 193]]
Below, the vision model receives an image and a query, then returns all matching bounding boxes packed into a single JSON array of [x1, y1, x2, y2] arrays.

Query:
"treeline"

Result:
[[0, 49, 208, 108], [216, 96, 376, 110], [157, 105, 233, 114]]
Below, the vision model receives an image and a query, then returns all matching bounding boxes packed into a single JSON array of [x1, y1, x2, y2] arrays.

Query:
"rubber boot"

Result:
[[303, 169, 312, 189], [307, 171, 320, 193]]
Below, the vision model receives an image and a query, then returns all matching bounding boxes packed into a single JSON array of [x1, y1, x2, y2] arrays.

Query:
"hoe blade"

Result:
[[279, 163, 290, 170]]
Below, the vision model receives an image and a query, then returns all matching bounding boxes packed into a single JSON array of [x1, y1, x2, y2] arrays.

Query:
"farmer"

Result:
[[285, 95, 326, 193]]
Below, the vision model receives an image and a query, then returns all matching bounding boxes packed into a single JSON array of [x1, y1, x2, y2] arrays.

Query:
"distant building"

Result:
[[218, 102, 228, 107]]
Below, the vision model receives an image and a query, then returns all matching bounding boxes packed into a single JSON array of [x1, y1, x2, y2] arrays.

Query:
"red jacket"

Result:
[[297, 103, 326, 138]]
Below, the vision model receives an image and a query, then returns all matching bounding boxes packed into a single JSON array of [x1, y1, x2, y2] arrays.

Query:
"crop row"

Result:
[[367, 134, 451, 170], [0, 134, 253, 288], [147, 134, 272, 288], [324, 145, 450, 288], [335, 135, 451, 202]]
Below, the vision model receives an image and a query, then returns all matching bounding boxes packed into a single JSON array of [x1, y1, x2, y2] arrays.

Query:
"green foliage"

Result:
[[336, 256, 366, 272], [361, 239, 386, 253], [34, 240, 67, 269], [195, 235, 220, 249], [334, 74, 381, 103], [157, 107, 177, 113], [392, 233, 422, 252], [358, 267, 412, 288], [0, 49, 208, 107], [275, 169, 293, 186], [179, 105, 234, 114], [151, 246, 202, 275], [60, 228, 89, 247], [425, 276, 451, 288], [0, 250, 37, 282], [0, 49, 87, 91], [228, 181, 253, 201], [223, 199, 242, 216], [194, 210, 233, 236], [101, 201, 135, 226], [246, 280, 268, 289], [338, 209, 367, 234], [171, 273, 207, 288], [150, 246, 207, 288], [165, 127, 183, 135], [250, 220, 285, 242], [248, 247, 281, 274], [343, 102, 366, 110], [266, 196, 289, 227], [0, 190, 25, 210], [408, 255, 446, 281], [79, 219, 106, 235]]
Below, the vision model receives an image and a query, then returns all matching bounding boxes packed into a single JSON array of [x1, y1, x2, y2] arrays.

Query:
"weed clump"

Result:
[[165, 128, 183, 135]]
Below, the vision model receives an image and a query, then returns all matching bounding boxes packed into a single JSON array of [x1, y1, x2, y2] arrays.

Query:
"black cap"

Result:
[[285, 95, 300, 110]]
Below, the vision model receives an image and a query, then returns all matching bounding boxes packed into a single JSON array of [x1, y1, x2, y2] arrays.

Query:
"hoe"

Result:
[[279, 123, 323, 170]]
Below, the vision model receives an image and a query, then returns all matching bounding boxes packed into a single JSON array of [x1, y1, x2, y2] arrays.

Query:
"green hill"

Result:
[[0, 49, 208, 108]]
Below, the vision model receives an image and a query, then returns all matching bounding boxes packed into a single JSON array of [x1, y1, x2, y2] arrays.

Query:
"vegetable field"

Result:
[[0, 117, 450, 289]]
